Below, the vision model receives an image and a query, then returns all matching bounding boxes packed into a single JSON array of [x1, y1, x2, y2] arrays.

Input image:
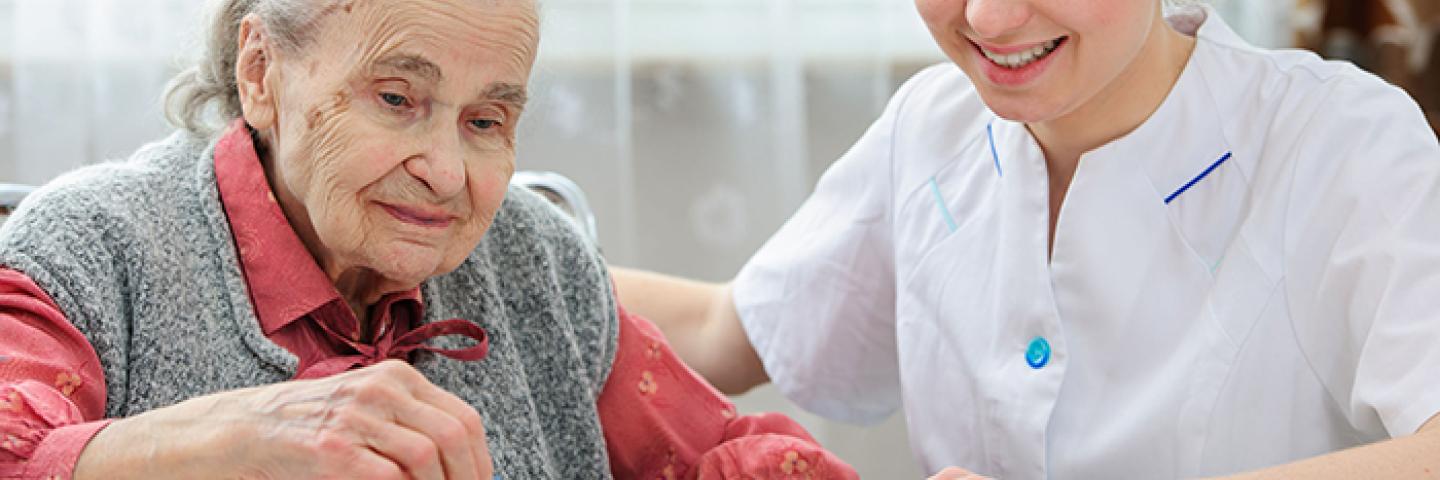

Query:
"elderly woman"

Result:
[[0, 0, 858, 479]]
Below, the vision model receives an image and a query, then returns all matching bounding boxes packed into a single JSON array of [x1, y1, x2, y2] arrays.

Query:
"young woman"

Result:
[[614, 0, 1440, 478]]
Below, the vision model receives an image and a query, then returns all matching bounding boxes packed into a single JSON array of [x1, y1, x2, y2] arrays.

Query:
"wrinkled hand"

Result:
[[75, 360, 492, 480], [928, 467, 992, 480]]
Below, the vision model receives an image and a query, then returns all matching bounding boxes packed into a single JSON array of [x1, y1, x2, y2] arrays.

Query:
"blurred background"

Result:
[[0, 0, 1436, 476]]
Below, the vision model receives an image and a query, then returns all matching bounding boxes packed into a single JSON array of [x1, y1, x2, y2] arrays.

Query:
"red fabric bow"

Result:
[[295, 316, 489, 380]]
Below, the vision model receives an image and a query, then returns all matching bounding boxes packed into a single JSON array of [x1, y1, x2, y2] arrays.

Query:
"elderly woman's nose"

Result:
[[965, 0, 1035, 40], [403, 136, 468, 199]]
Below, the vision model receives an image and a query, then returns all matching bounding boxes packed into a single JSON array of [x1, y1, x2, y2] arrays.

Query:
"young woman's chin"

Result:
[[958, 64, 1075, 123], [976, 90, 1072, 124]]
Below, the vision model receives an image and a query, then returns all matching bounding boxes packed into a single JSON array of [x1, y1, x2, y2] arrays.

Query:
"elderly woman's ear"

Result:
[[235, 14, 278, 131]]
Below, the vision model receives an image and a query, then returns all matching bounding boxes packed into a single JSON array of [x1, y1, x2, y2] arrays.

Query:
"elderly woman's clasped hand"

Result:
[[74, 361, 492, 480]]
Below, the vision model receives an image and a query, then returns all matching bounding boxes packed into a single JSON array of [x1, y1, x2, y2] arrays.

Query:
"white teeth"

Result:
[[981, 37, 1063, 69]]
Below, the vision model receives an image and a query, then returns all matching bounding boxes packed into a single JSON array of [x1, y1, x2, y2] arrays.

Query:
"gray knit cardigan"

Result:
[[0, 130, 620, 479]]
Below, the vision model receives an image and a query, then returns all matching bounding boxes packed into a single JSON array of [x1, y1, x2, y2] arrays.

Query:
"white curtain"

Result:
[[0, 0, 1293, 476], [519, 2, 937, 476], [0, 0, 203, 185]]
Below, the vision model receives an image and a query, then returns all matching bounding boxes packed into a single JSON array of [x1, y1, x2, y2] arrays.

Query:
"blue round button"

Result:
[[1026, 337, 1051, 369]]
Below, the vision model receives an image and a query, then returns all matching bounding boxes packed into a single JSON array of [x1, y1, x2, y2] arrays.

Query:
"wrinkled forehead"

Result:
[[316, 0, 540, 80]]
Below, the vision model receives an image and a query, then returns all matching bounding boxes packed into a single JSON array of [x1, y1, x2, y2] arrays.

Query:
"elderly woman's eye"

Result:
[[470, 119, 501, 130], [379, 93, 409, 107]]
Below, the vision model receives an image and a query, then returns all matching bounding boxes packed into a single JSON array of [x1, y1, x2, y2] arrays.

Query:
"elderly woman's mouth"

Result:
[[378, 202, 456, 228]]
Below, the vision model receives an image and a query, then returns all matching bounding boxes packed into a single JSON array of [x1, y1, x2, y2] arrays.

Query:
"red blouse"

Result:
[[0, 121, 857, 479]]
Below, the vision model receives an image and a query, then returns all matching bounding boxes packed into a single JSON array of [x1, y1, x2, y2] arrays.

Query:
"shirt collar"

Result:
[[988, 5, 1232, 204], [213, 120, 421, 335], [1109, 5, 1234, 199]]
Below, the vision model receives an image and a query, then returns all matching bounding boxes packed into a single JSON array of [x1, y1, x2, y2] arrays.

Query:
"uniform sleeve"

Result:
[[731, 66, 941, 424], [0, 268, 112, 479], [1282, 77, 1440, 438], [599, 303, 857, 480]]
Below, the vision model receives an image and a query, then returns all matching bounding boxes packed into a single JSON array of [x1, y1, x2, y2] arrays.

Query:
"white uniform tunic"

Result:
[[732, 7, 1440, 478]]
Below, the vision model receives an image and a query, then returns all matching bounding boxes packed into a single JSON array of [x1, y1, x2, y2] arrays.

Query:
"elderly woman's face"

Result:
[[250, 0, 538, 290]]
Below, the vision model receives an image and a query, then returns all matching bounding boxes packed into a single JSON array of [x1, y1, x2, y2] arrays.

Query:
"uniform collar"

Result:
[[212, 120, 422, 335], [988, 5, 1234, 204], [1116, 5, 1235, 205], [1179, 4, 1252, 52]]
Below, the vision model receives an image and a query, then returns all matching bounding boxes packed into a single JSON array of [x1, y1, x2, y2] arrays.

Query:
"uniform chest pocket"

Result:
[[1205, 238, 1281, 349], [895, 177, 1000, 281]]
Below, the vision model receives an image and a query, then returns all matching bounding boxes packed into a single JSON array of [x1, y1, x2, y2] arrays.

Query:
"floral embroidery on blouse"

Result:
[[53, 373, 81, 398], [638, 371, 658, 396], [0, 391, 21, 413], [602, 302, 859, 480], [780, 450, 812, 476], [657, 447, 678, 480], [1, 434, 31, 453]]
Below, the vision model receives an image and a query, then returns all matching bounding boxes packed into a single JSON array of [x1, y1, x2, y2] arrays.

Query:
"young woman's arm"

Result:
[[924, 402, 1440, 480], [610, 267, 768, 395], [1221, 414, 1440, 479]]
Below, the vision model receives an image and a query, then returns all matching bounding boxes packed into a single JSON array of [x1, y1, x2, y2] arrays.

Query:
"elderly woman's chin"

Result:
[[349, 228, 482, 288]]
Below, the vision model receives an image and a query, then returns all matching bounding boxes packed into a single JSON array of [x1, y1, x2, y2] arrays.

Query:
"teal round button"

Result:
[[1026, 336, 1051, 369]]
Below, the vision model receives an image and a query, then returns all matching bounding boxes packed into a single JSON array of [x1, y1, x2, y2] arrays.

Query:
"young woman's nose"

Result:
[[965, 0, 1035, 41]]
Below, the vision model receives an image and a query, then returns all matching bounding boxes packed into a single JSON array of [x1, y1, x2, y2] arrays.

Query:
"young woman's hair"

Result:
[[163, 0, 333, 134]]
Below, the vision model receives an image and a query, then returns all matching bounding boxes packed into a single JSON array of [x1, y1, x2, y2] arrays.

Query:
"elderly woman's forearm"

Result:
[[601, 303, 853, 478], [72, 416, 201, 480]]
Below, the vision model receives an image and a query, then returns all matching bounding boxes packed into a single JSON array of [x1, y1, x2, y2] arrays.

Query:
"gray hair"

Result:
[[164, 0, 335, 134]]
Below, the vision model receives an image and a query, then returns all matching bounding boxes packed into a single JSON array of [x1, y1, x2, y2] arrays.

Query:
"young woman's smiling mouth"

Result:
[[969, 35, 1069, 87]]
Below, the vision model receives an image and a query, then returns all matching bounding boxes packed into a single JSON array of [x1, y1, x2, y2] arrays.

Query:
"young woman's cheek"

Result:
[[913, 0, 955, 28], [1066, 0, 1150, 33]]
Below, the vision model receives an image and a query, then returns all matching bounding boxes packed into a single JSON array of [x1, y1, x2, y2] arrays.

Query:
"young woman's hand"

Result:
[[73, 360, 493, 480], [928, 466, 993, 480]]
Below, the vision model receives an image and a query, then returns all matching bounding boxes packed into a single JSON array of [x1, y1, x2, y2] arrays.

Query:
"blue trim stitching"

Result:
[[1165, 151, 1233, 204], [929, 177, 959, 232], [987, 121, 1003, 177]]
